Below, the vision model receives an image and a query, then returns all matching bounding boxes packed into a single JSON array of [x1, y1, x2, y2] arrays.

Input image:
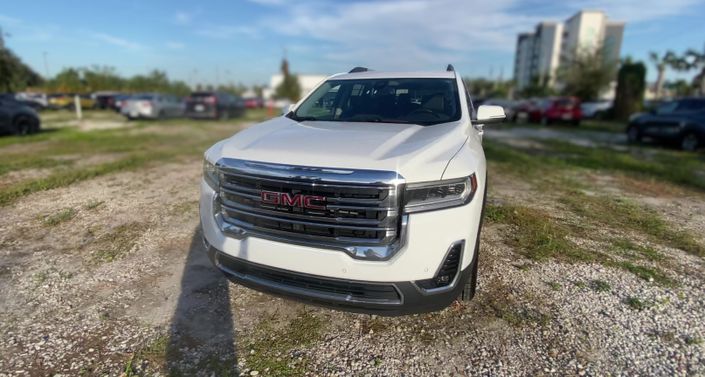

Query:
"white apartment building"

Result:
[[514, 10, 625, 91]]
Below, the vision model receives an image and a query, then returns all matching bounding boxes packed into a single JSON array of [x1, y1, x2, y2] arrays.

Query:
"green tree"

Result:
[[679, 48, 705, 95], [613, 58, 646, 121], [46, 68, 83, 93], [520, 75, 556, 98], [664, 79, 694, 97], [648, 51, 678, 99], [83, 66, 123, 92], [274, 58, 301, 101], [557, 47, 617, 101], [0, 45, 43, 92]]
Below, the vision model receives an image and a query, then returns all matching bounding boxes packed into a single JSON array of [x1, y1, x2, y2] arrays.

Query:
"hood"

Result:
[[217, 116, 469, 182]]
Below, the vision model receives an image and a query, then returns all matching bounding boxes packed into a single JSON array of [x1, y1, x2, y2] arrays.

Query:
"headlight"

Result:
[[203, 158, 219, 190], [403, 174, 477, 213]]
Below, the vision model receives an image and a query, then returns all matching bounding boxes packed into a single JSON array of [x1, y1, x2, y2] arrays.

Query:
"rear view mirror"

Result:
[[474, 105, 506, 124]]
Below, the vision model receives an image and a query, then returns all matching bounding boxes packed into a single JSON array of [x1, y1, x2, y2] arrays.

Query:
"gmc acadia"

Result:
[[199, 66, 505, 315]]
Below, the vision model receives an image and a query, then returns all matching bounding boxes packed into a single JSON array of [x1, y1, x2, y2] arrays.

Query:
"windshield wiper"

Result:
[[288, 114, 319, 122], [346, 117, 410, 124]]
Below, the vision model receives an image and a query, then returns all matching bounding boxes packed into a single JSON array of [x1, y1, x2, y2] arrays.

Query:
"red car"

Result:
[[515, 97, 582, 125], [529, 97, 583, 126], [243, 97, 264, 109]]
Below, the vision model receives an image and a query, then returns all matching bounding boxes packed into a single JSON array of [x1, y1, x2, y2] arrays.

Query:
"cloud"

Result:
[[92, 32, 145, 50], [196, 25, 260, 39], [174, 11, 196, 25], [246, 0, 286, 5], [252, 0, 703, 71], [166, 41, 185, 50]]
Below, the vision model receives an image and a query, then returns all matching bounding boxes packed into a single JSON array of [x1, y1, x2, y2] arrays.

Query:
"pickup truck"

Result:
[[199, 66, 505, 315]]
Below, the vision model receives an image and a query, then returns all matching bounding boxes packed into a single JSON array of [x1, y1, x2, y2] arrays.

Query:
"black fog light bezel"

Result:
[[414, 240, 465, 293]]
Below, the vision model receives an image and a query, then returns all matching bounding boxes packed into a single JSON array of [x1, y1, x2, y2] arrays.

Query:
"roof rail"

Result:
[[349, 66, 369, 73], [446, 64, 455, 72]]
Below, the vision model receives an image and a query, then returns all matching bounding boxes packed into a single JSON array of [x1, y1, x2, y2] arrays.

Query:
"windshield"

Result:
[[291, 78, 461, 125]]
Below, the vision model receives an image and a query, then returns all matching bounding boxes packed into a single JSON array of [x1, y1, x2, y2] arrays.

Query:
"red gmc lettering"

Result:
[[260, 191, 326, 210]]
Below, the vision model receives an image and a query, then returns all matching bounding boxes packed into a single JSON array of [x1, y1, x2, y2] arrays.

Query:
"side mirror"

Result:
[[474, 105, 506, 124]]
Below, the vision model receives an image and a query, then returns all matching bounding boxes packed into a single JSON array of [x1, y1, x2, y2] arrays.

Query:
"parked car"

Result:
[[521, 97, 582, 125], [627, 97, 705, 151], [47, 94, 96, 110], [16, 92, 48, 110], [121, 93, 184, 120], [513, 98, 543, 123], [185, 92, 245, 120], [0, 94, 41, 135], [94, 92, 121, 110], [581, 100, 612, 119], [200, 66, 507, 315], [113, 94, 132, 112], [243, 96, 264, 109]]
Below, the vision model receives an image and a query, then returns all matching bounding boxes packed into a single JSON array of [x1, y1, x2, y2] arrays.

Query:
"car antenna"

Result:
[[446, 64, 455, 72]]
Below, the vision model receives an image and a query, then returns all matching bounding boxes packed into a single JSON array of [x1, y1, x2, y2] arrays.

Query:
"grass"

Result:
[[613, 261, 675, 287], [92, 222, 145, 262], [590, 279, 612, 293], [625, 296, 651, 311], [561, 192, 705, 258], [484, 138, 705, 191], [244, 310, 326, 376], [124, 334, 170, 376], [0, 108, 273, 207], [485, 204, 594, 263], [480, 278, 551, 326], [84, 199, 104, 210], [612, 238, 664, 261], [43, 207, 77, 226], [488, 202, 678, 287]]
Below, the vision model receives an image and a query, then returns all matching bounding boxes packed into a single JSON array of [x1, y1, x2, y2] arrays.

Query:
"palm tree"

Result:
[[648, 51, 677, 99], [669, 48, 705, 96]]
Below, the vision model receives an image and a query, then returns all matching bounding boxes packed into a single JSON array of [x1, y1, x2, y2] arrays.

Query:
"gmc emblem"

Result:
[[260, 190, 326, 210]]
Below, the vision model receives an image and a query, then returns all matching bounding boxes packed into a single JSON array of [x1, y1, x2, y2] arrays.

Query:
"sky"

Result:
[[1, 0, 704, 87]]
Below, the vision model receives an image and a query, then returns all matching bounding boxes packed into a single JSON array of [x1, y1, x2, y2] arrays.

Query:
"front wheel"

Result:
[[13, 116, 33, 136], [681, 132, 701, 152]]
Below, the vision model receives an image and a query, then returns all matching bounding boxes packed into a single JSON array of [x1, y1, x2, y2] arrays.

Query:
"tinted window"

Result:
[[292, 78, 461, 126], [675, 99, 705, 113]]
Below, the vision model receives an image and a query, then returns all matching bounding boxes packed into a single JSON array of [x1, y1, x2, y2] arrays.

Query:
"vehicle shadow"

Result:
[[165, 226, 239, 375]]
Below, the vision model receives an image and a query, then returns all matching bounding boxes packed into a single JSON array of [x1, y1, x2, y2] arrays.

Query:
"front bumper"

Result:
[[206, 243, 472, 315]]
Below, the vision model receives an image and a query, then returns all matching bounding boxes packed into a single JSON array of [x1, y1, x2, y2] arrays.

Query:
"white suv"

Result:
[[200, 66, 505, 315]]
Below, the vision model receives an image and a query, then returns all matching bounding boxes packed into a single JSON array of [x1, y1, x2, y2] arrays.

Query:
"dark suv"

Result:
[[185, 92, 245, 120], [627, 97, 705, 151], [0, 94, 41, 136]]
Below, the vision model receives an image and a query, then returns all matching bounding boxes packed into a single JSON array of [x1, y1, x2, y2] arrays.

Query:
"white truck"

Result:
[[200, 66, 505, 315]]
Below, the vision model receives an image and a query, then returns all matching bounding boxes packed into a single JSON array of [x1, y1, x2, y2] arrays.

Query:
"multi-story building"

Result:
[[514, 10, 625, 91]]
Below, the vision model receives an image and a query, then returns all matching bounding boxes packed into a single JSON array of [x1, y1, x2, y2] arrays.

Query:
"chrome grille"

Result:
[[214, 159, 406, 260]]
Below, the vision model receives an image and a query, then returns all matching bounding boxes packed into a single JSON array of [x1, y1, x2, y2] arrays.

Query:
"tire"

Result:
[[541, 116, 550, 125], [572, 119, 581, 126], [13, 116, 32, 136], [219, 109, 230, 121], [158, 110, 166, 120], [681, 132, 701, 152], [627, 126, 641, 144], [460, 176, 488, 302]]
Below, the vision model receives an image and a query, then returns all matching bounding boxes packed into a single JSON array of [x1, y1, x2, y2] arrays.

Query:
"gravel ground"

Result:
[[0, 124, 703, 376]]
